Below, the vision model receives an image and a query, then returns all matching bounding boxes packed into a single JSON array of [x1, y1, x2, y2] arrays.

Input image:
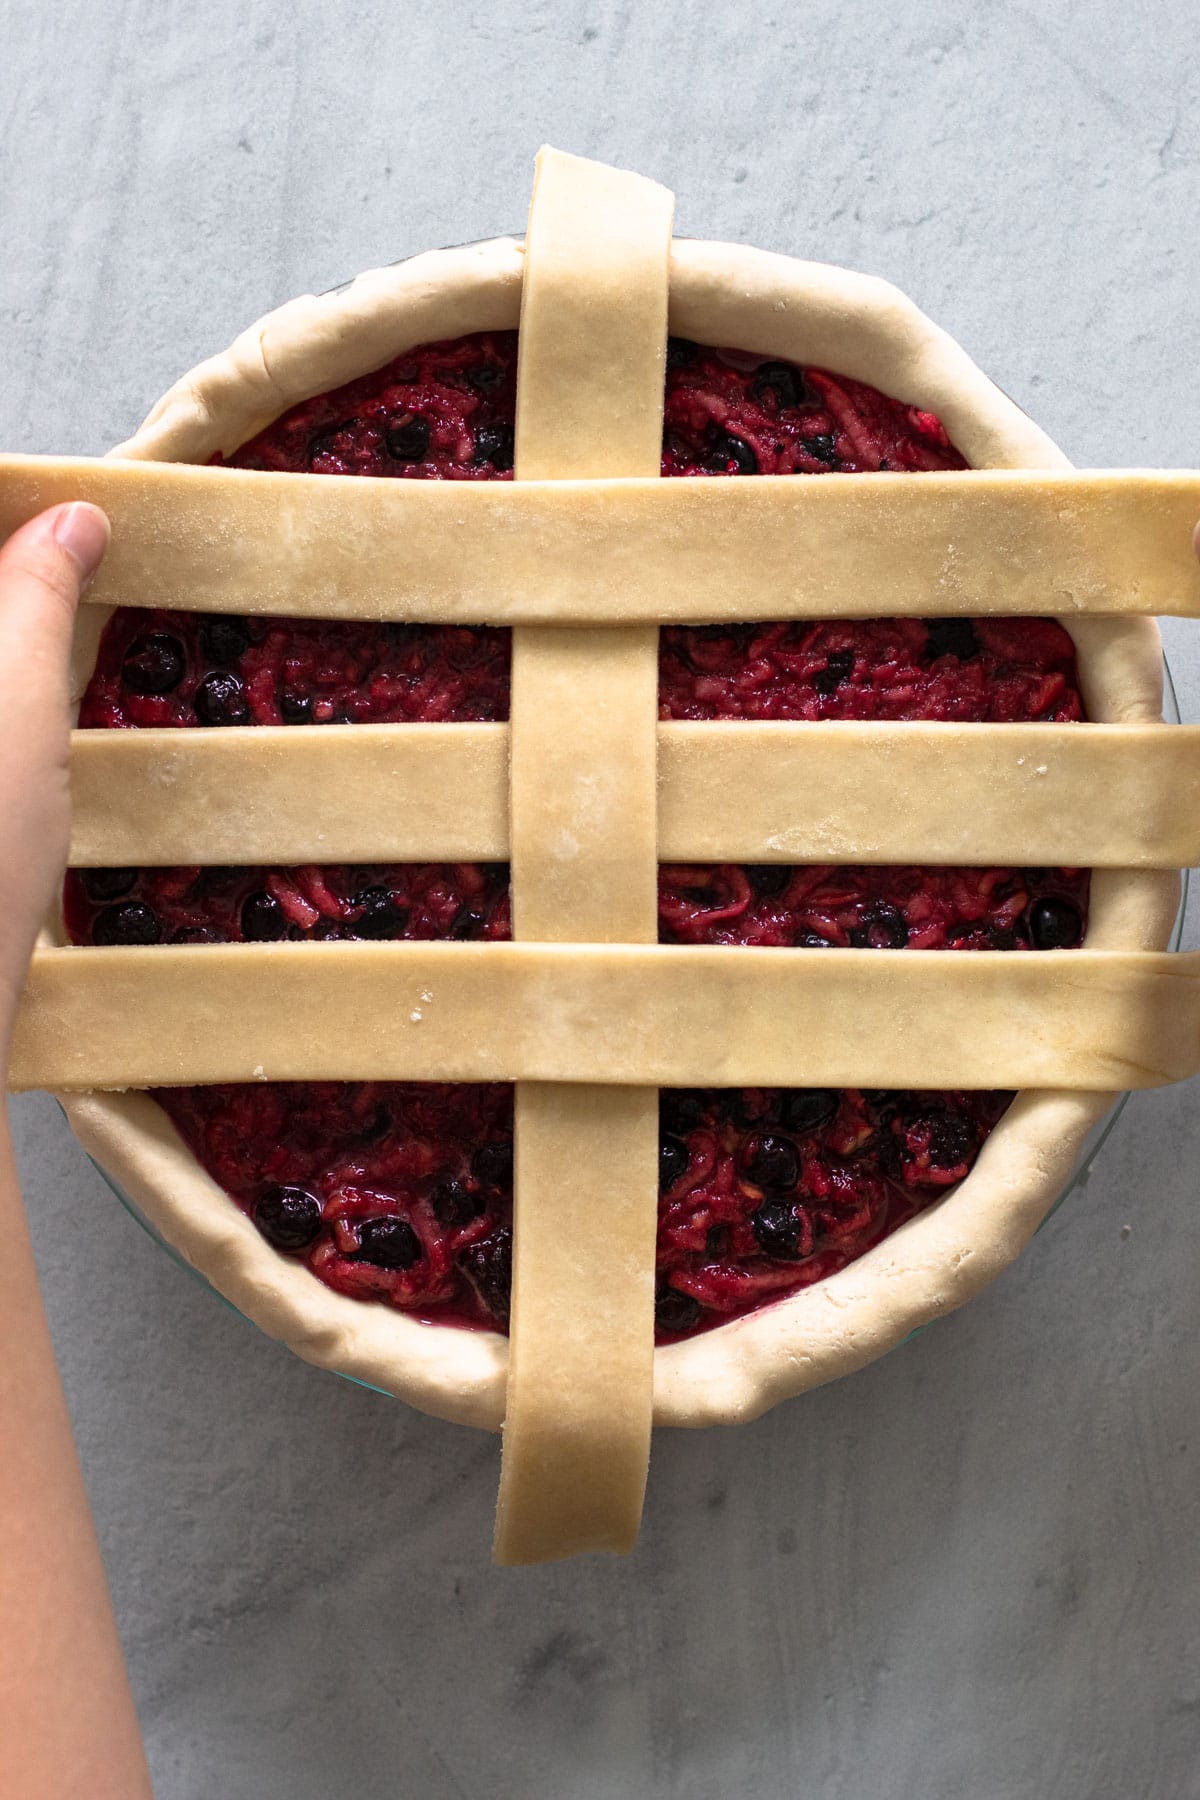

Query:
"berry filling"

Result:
[[660, 616, 1081, 723], [79, 612, 510, 730], [64, 863, 512, 947], [70, 332, 1087, 1341], [658, 863, 1086, 950]]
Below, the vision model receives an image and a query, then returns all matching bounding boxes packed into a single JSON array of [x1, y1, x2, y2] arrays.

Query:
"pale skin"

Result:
[[0, 504, 1198, 1796], [0, 504, 153, 1798]]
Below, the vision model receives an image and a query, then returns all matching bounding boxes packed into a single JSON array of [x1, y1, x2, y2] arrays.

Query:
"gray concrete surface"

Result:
[[3, 3, 1200, 1796]]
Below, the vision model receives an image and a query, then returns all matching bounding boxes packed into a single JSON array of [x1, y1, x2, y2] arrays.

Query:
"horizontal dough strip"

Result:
[[67, 719, 1200, 869], [12, 942, 1200, 1093], [4, 457, 1200, 623], [68, 723, 510, 865]]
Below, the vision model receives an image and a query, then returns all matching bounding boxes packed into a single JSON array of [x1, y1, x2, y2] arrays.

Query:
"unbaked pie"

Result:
[[5, 149, 1200, 1563]]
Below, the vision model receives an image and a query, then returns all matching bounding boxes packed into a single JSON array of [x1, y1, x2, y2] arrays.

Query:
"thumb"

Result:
[[0, 502, 110, 1021], [0, 503, 110, 652], [0, 503, 110, 730]]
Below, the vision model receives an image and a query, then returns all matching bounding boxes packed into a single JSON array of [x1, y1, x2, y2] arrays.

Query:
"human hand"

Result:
[[0, 504, 109, 1042]]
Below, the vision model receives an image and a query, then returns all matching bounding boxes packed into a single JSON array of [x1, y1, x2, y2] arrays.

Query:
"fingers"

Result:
[[0, 504, 110, 656], [0, 504, 110, 728], [0, 505, 109, 1016]]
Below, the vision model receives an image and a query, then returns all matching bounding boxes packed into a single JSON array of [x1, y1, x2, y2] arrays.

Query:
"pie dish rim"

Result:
[[51, 232, 1179, 1430]]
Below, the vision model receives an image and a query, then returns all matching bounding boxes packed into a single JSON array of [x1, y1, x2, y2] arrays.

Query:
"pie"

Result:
[[4, 149, 1199, 1564], [60, 333, 1090, 1338]]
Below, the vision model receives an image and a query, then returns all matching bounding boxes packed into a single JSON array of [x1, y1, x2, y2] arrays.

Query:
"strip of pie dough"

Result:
[[656, 721, 1200, 867], [495, 149, 673, 1566], [4, 456, 1199, 622], [68, 719, 1200, 870], [12, 943, 1200, 1093], [68, 723, 509, 865]]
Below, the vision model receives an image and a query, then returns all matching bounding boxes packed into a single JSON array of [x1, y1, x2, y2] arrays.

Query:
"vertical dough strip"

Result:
[[493, 148, 673, 1564]]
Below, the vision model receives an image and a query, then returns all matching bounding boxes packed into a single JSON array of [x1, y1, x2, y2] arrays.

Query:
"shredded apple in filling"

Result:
[[68, 332, 1088, 1340]]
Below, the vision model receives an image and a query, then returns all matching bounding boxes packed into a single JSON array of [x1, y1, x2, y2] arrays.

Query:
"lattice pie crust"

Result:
[[5, 150, 1200, 1562]]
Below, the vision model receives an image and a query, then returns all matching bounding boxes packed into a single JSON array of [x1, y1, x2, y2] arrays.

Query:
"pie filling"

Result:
[[70, 333, 1088, 1341]]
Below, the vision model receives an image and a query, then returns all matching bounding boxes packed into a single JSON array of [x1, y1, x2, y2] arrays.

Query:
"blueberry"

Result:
[[663, 428, 697, 464], [751, 361, 807, 410], [354, 1102, 391, 1142], [471, 1139, 514, 1189], [925, 618, 980, 662], [473, 423, 514, 470], [801, 433, 839, 466], [796, 931, 833, 948], [739, 1132, 800, 1193], [659, 1133, 690, 1191], [467, 362, 505, 391], [745, 864, 791, 896], [356, 1216, 422, 1270], [81, 868, 137, 903], [751, 1198, 813, 1261], [194, 671, 249, 727], [280, 690, 313, 724], [449, 907, 485, 939], [307, 420, 357, 464], [720, 1090, 759, 1128], [121, 632, 185, 696], [705, 1225, 728, 1257], [92, 901, 162, 946], [384, 622, 422, 648], [200, 615, 250, 664], [429, 1178, 484, 1229], [779, 1089, 838, 1134], [198, 867, 241, 896], [460, 1226, 512, 1324], [690, 620, 753, 651], [351, 887, 407, 939], [1027, 895, 1083, 950], [706, 431, 758, 474], [927, 1112, 974, 1168], [655, 1283, 703, 1334], [255, 1184, 322, 1251], [384, 415, 431, 461], [240, 890, 287, 941], [665, 337, 698, 370], [812, 649, 853, 695], [170, 925, 221, 944], [662, 1089, 707, 1134], [849, 904, 910, 949]]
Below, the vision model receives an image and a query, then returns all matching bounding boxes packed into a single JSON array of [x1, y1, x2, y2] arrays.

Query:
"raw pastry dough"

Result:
[[3, 456, 1198, 623], [68, 723, 509, 866], [67, 718, 1200, 871], [497, 148, 672, 1564], [655, 721, 1200, 868], [12, 941, 1200, 1093]]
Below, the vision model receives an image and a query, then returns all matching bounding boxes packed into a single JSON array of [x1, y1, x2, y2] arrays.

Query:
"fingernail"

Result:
[[53, 503, 111, 582]]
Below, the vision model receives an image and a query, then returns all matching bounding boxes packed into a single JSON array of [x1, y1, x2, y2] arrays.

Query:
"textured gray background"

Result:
[[3, 3, 1200, 1796]]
